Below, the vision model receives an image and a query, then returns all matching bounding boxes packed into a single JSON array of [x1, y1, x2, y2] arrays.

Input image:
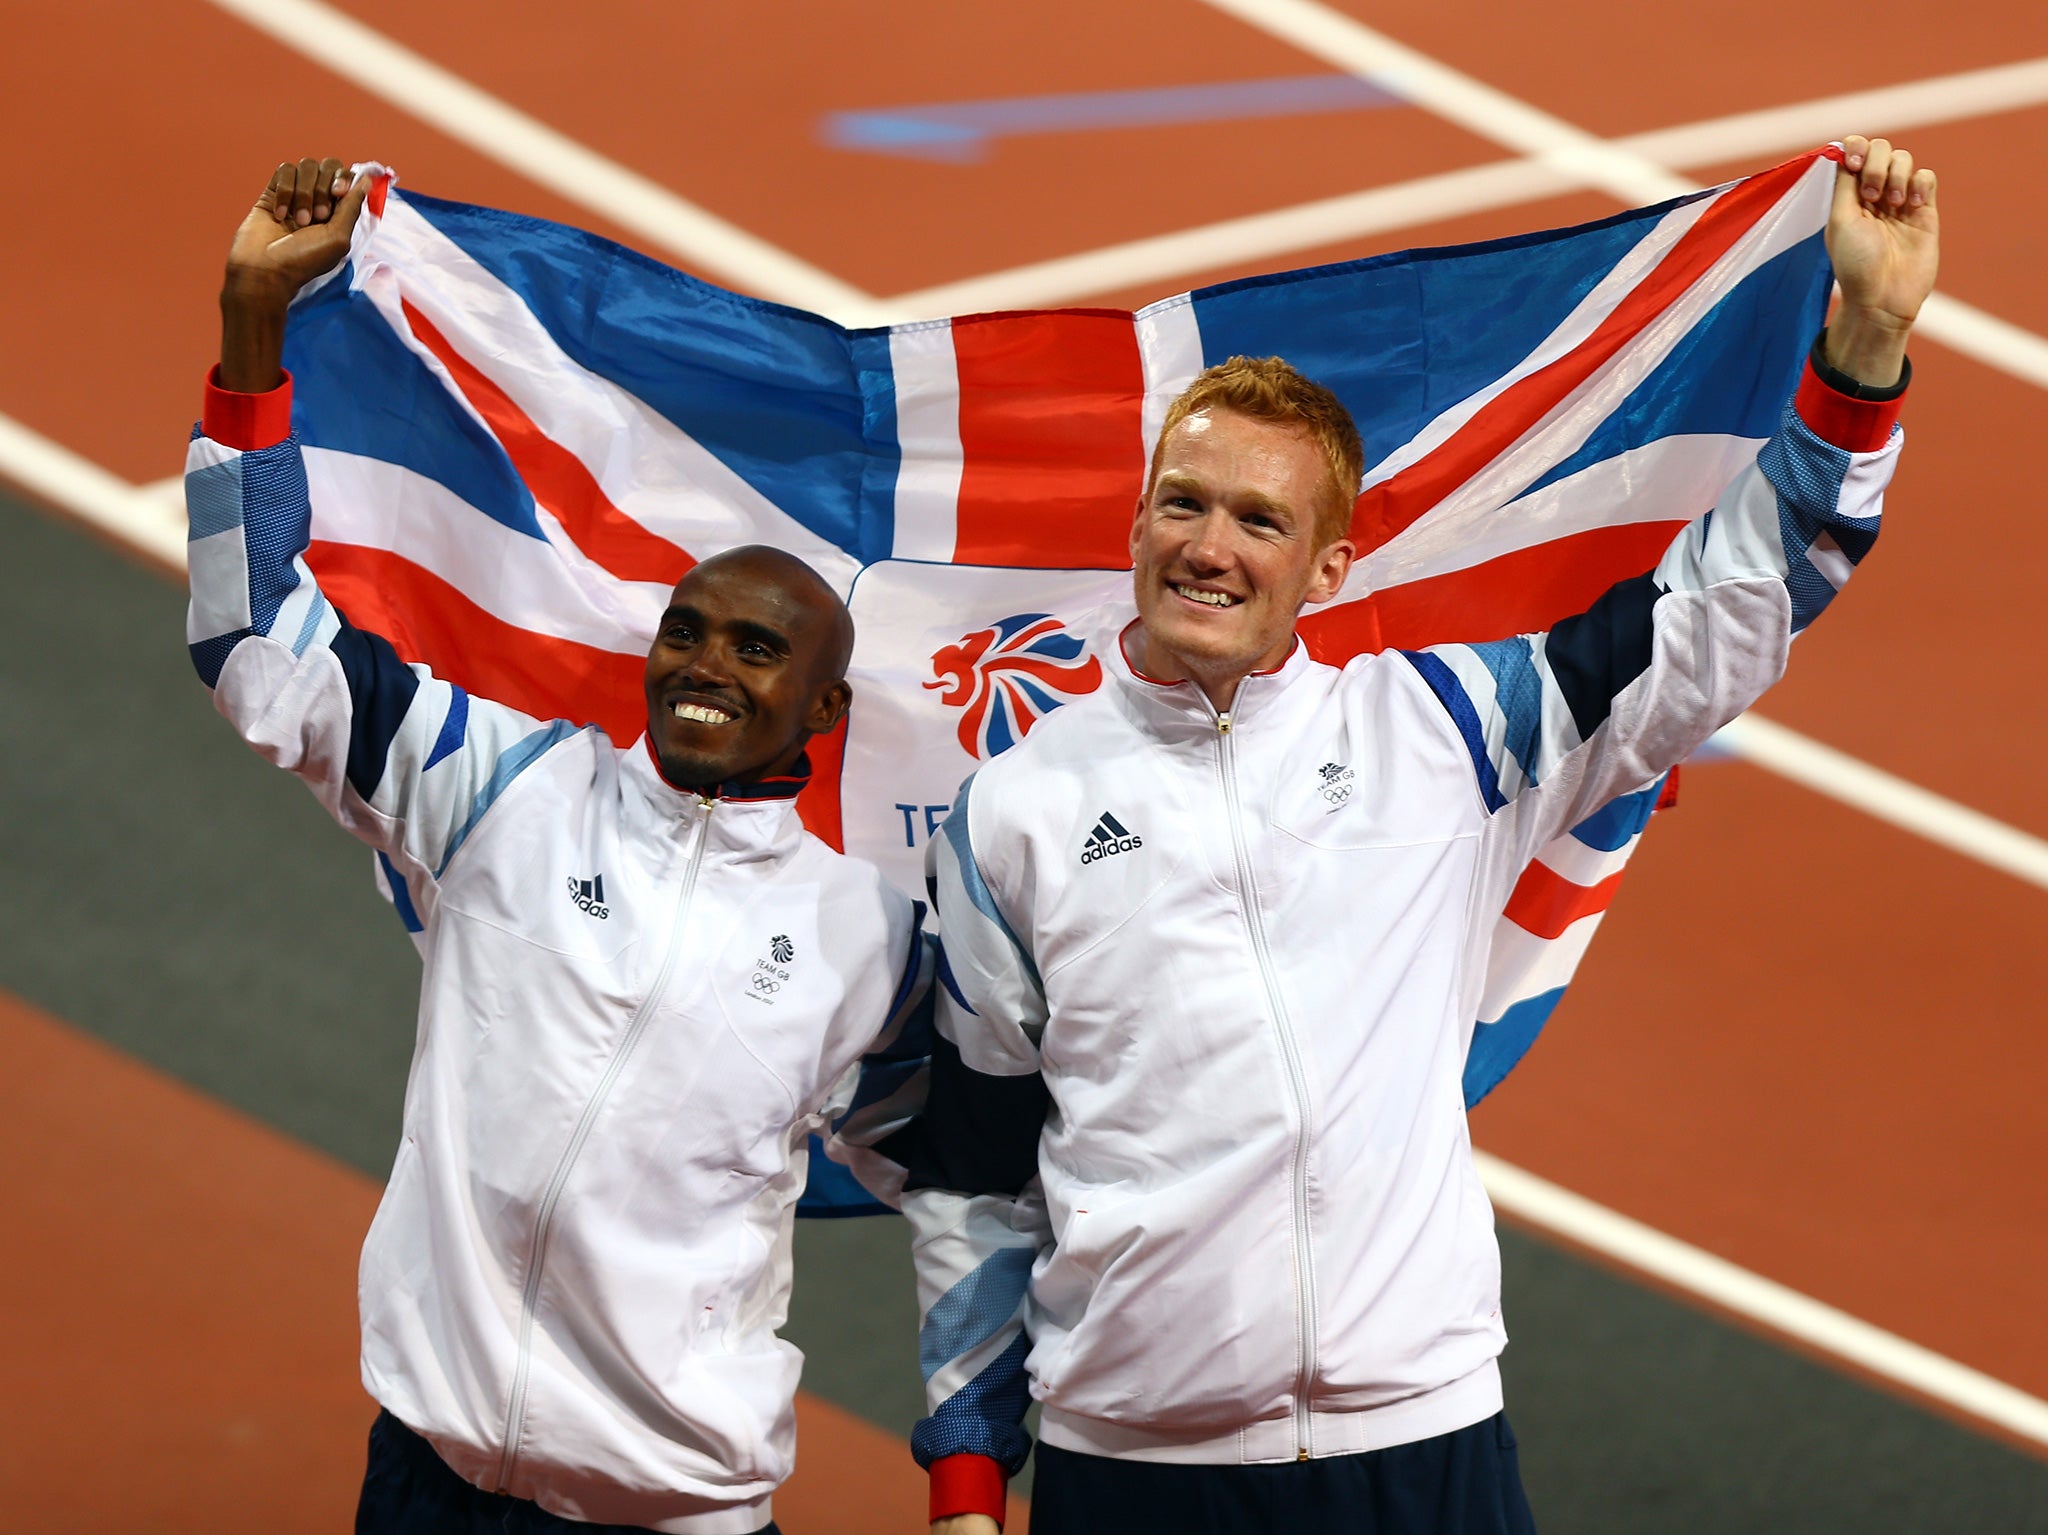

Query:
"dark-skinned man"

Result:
[[188, 159, 929, 1535]]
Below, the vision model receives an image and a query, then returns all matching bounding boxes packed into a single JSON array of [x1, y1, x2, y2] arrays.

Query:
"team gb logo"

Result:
[[925, 612, 1103, 759]]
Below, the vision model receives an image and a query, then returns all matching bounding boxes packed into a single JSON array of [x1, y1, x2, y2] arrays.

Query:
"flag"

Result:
[[293, 148, 1838, 1137]]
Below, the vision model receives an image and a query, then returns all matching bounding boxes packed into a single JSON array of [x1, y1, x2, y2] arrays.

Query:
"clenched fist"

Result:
[[219, 157, 373, 393], [1823, 135, 1939, 389]]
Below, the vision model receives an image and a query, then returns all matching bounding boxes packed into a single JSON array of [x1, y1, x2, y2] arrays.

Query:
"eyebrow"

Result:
[[659, 605, 794, 654], [1154, 474, 1296, 527]]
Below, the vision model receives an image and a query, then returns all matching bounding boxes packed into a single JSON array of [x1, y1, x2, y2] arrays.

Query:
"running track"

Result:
[[3, 1, 2046, 1528]]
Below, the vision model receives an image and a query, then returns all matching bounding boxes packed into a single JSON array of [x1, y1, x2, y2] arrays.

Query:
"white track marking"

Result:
[[207, 0, 2048, 396], [202, 0, 884, 323], [1913, 291, 2048, 390], [1477, 1151, 2048, 1449], [1717, 713, 2048, 892], [1619, 56, 2048, 169], [876, 158, 1556, 319], [1191, 0, 2047, 393], [881, 56, 2048, 318], [1195, 0, 1690, 202], [0, 414, 185, 570]]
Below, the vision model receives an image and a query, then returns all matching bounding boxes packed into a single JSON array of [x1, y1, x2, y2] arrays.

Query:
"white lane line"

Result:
[[202, 0, 885, 324], [1718, 713, 2048, 892], [205, 0, 2048, 395], [882, 56, 2048, 319], [0, 415, 185, 571], [1913, 291, 2048, 391], [1199, 0, 2048, 395], [1195, 0, 1690, 203], [877, 158, 1558, 319], [1477, 1151, 2048, 1449], [1619, 56, 2048, 169]]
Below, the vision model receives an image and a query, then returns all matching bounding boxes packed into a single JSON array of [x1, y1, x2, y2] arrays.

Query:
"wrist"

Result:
[[1821, 307, 1911, 392], [929, 1454, 1008, 1527], [219, 270, 296, 319], [218, 283, 292, 396]]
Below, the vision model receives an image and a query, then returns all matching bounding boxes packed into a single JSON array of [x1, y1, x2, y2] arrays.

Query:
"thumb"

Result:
[[331, 169, 378, 241]]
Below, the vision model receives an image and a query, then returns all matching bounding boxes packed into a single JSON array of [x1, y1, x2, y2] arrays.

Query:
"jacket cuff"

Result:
[[1794, 330, 1907, 453], [202, 366, 294, 451], [930, 1454, 1008, 1526]]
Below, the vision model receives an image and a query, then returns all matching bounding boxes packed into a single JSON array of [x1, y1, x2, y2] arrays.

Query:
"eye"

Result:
[[738, 641, 775, 661]]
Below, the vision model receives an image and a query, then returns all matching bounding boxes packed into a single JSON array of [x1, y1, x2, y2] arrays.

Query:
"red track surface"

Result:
[[5, 0, 2046, 1522]]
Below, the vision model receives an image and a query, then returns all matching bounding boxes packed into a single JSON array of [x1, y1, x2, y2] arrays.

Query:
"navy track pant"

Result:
[[1029, 1412, 1537, 1535], [355, 1409, 783, 1535]]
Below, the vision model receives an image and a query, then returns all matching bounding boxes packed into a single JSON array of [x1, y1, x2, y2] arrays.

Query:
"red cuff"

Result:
[[929, 1454, 1008, 1527], [202, 366, 295, 452], [1793, 360, 1903, 453]]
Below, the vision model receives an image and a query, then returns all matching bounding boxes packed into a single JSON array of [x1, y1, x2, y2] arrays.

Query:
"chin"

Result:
[[1154, 612, 1262, 668]]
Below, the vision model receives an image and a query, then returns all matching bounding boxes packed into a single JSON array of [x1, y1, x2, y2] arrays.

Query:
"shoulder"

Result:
[[969, 688, 1122, 804], [796, 832, 916, 923]]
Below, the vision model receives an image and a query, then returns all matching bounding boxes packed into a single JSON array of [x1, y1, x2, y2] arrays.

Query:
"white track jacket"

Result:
[[891, 351, 1904, 1501], [184, 377, 927, 1533]]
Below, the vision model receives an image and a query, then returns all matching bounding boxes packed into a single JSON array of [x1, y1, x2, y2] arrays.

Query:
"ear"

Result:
[[1128, 491, 1148, 565], [1301, 538, 1356, 607], [807, 677, 853, 736]]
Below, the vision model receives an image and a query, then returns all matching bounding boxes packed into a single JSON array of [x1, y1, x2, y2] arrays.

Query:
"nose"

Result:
[[1182, 509, 1234, 574], [679, 646, 735, 690]]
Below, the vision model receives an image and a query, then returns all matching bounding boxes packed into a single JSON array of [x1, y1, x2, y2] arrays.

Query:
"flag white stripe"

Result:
[[1478, 915, 1604, 1024], [888, 321, 964, 562], [353, 199, 863, 594], [1135, 296, 1208, 470], [1364, 434, 1768, 590], [1349, 158, 1831, 598], [305, 449, 665, 653]]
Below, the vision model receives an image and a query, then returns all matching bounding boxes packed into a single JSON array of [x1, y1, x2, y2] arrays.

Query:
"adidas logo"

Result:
[[567, 873, 611, 920], [1080, 811, 1143, 865]]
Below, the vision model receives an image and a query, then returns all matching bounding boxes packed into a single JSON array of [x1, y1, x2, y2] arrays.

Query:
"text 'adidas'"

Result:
[[1080, 811, 1142, 865]]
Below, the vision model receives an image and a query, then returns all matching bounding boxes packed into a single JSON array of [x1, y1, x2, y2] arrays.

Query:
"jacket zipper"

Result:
[[1214, 709, 1319, 1461], [494, 799, 714, 1491]]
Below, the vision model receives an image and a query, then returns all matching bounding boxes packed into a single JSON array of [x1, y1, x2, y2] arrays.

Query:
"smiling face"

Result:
[[1128, 407, 1355, 708], [641, 546, 854, 792]]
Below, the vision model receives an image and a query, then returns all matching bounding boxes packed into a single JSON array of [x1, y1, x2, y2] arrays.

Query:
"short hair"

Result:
[[1146, 356, 1365, 549]]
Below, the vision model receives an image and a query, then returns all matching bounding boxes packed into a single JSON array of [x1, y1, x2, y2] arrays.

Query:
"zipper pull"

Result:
[[1217, 712, 1233, 734]]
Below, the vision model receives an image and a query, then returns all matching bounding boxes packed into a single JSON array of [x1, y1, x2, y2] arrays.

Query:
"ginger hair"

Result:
[[1146, 356, 1365, 548]]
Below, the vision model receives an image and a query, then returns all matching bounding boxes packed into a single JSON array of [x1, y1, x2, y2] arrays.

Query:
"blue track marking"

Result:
[[823, 74, 1404, 162]]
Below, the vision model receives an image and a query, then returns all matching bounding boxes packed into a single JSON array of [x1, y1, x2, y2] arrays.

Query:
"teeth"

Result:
[[672, 702, 733, 724], [1174, 584, 1238, 608]]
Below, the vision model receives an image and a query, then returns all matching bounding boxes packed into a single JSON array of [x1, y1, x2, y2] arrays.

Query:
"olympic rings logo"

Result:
[[751, 974, 781, 995]]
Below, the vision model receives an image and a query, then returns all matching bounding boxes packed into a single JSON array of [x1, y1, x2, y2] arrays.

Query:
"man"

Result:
[[189, 158, 929, 1533], [900, 136, 1937, 1534]]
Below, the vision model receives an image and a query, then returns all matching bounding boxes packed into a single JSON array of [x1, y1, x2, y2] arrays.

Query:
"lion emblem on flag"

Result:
[[925, 612, 1103, 758]]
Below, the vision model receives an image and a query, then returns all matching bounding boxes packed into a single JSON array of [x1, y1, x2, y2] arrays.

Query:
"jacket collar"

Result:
[[623, 735, 811, 852], [1107, 620, 1316, 736]]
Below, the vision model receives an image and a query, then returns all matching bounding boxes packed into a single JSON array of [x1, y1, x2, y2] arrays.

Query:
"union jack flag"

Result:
[[291, 148, 1838, 1146]]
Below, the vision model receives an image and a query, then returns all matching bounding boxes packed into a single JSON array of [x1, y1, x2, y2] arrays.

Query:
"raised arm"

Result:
[[189, 161, 585, 931], [1402, 136, 1937, 852]]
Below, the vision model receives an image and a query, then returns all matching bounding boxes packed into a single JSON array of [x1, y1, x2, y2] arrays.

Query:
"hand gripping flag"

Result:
[[291, 150, 1838, 1174]]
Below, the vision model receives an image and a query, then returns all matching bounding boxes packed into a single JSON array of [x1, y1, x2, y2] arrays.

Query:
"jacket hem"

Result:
[[1038, 1357, 1502, 1465]]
